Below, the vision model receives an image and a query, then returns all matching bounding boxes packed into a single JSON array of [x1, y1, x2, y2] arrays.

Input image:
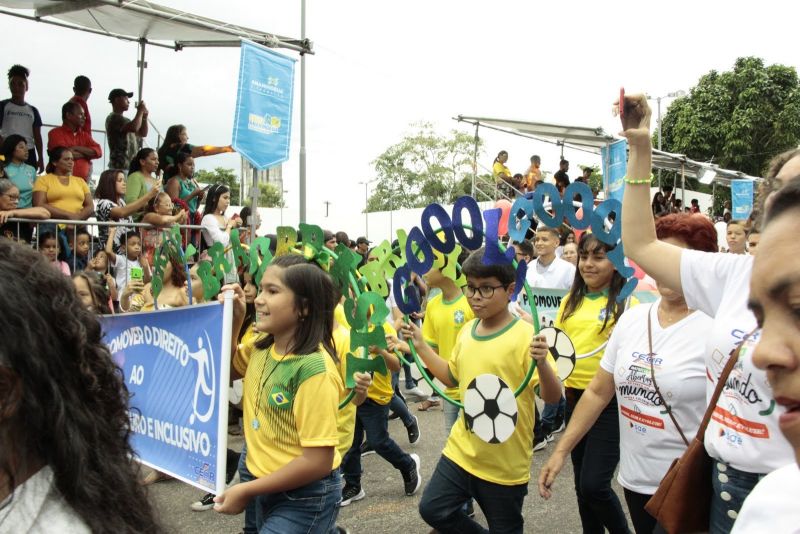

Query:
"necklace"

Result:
[[250, 346, 289, 430], [656, 302, 693, 327]]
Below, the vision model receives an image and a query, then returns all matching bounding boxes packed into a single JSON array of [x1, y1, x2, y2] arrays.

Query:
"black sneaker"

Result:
[[406, 415, 421, 444], [533, 436, 547, 452], [189, 492, 215, 512], [360, 441, 375, 457], [402, 453, 422, 496], [335, 527, 351, 534], [340, 484, 365, 507], [465, 500, 475, 518]]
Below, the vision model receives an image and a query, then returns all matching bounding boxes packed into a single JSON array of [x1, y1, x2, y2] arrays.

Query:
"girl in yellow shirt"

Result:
[[543, 233, 634, 534]]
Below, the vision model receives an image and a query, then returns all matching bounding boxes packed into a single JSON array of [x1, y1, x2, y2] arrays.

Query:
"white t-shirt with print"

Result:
[[525, 256, 575, 290], [600, 300, 710, 494], [731, 463, 800, 533], [680, 249, 793, 473], [113, 253, 142, 295]]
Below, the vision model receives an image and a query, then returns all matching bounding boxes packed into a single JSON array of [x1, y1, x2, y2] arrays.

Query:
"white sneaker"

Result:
[[402, 386, 428, 402], [552, 421, 566, 434], [533, 438, 548, 452]]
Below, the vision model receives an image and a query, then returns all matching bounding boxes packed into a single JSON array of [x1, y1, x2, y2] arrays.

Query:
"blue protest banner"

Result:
[[601, 139, 628, 202], [731, 179, 754, 220], [102, 298, 233, 494], [232, 39, 296, 169]]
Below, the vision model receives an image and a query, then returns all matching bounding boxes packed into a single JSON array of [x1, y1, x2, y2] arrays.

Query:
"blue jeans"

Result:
[[419, 455, 527, 534], [541, 395, 566, 432], [238, 444, 257, 534], [253, 470, 342, 534], [342, 399, 415, 486], [710, 461, 765, 534], [443, 400, 460, 432], [565, 389, 630, 534], [390, 370, 415, 427]]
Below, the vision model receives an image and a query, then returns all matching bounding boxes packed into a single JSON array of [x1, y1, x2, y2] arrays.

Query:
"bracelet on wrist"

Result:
[[623, 173, 654, 185]]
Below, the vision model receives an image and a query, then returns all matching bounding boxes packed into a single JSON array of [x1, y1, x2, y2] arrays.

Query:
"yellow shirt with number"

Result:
[[333, 325, 357, 459], [234, 340, 343, 478], [557, 291, 638, 390], [422, 293, 474, 400], [443, 318, 555, 485]]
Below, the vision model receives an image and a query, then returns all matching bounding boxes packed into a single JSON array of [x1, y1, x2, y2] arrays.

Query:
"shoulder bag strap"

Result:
[[647, 305, 690, 446]]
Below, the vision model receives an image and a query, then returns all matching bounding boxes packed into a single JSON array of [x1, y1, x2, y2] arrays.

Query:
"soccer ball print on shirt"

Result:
[[463, 373, 518, 444]]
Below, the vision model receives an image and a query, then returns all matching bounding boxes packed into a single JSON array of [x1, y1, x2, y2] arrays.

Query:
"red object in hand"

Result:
[[619, 87, 625, 118]]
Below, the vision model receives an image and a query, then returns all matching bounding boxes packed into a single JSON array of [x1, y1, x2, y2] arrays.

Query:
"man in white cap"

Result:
[[105, 88, 148, 171]]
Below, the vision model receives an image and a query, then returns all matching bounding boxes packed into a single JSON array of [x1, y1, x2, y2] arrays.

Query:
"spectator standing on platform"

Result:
[[105, 88, 148, 171], [47, 101, 101, 182], [0, 65, 43, 172], [69, 75, 92, 134], [554, 159, 570, 194], [1, 134, 36, 208], [32, 147, 93, 221], [157, 124, 233, 179], [525, 155, 543, 192]]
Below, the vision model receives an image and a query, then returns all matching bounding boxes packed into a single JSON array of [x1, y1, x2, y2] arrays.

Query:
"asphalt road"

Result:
[[148, 402, 633, 534]]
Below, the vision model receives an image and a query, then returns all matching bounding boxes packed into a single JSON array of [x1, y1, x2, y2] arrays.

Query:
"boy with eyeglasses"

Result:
[[402, 248, 560, 533]]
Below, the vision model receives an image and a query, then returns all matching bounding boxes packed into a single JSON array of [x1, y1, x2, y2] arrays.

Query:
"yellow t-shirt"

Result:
[[492, 161, 511, 183], [333, 302, 349, 329], [32, 173, 89, 214], [422, 293, 474, 400], [443, 318, 554, 486], [365, 321, 397, 405], [234, 340, 343, 478], [557, 292, 638, 390], [333, 325, 358, 459]]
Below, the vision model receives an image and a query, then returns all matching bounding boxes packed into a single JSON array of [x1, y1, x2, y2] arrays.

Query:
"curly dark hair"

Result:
[[0, 240, 161, 533]]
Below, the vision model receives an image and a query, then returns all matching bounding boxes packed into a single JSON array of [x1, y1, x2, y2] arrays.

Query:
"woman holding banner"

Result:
[[0, 239, 161, 533]]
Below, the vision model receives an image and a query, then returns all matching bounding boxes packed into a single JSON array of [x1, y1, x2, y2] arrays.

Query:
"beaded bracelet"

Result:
[[623, 173, 654, 185]]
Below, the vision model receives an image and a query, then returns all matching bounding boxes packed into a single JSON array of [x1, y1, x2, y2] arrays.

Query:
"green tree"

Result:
[[195, 167, 239, 201], [660, 57, 800, 178], [195, 167, 284, 207], [366, 123, 482, 211]]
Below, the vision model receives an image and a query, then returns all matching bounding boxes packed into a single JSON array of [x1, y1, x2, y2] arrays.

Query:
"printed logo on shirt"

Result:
[[718, 427, 744, 447], [454, 310, 465, 325], [597, 308, 608, 323], [712, 404, 770, 439], [268, 386, 292, 409], [621, 405, 663, 433]]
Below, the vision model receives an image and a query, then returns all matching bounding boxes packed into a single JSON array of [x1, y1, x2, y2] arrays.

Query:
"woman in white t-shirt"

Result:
[[731, 177, 800, 532], [617, 94, 798, 533], [538, 213, 718, 534], [200, 183, 241, 285]]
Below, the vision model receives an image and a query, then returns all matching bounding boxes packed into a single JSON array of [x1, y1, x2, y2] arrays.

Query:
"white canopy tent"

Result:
[[0, 0, 312, 220], [455, 115, 760, 208]]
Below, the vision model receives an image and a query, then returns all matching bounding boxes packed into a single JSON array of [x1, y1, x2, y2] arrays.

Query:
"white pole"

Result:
[[215, 292, 234, 495], [299, 0, 307, 223]]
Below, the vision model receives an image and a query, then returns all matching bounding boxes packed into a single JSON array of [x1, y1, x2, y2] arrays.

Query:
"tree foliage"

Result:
[[366, 123, 481, 211], [195, 167, 284, 208], [659, 57, 800, 177]]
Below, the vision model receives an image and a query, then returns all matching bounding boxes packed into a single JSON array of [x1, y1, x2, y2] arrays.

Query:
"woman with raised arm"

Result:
[[617, 94, 796, 533]]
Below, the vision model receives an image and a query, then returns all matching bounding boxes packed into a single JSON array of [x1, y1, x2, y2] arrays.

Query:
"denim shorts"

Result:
[[710, 460, 765, 534], [254, 469, 342, 534]]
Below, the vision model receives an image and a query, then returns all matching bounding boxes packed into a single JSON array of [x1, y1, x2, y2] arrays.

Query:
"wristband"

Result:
[[623, 173, 654, 185]]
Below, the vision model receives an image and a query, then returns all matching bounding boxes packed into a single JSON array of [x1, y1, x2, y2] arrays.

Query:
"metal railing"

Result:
[[5, 217, 203, 273]]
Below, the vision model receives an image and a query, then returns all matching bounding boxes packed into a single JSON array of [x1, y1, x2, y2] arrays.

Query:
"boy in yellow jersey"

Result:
[[340, 321, 422, 506], [403, 248, 560, 533]]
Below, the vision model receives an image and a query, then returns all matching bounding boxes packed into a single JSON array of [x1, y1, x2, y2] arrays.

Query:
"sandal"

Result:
[[417, 399, 441, 411], [141, 470, 172, 486]]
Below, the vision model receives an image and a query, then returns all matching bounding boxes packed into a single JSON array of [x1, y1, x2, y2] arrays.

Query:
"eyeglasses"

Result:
[[2, 193, 20, 201], [465, 284, 506, 298]]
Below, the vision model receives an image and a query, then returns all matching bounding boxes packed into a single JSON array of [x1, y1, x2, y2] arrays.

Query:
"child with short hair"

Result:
[[105, 227, 151, 296], [38, 230, 69, 275], [403, 247, 560, 533], [64, 226, 91, 273]]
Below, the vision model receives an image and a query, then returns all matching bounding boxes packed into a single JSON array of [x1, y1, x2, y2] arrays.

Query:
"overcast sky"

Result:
[[0, 0, 797, 226]]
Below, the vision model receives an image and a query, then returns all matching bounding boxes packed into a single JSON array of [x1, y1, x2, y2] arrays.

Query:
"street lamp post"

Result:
[[358, 181, 369, 238], [649, 90, 686, 188]]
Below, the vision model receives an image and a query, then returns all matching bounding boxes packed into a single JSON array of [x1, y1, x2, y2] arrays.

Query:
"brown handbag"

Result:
[[644, 310, 754, 534]]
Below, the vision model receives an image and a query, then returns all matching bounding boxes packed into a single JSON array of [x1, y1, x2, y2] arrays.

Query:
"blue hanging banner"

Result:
[[731, 179, 754, 220], [601, 139, 628, 202], [102, 301, 232, 494], [232, 39, 297, 169]]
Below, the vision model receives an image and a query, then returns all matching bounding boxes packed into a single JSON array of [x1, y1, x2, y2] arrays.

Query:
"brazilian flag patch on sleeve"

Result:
[[268, 386, 292, 409]]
